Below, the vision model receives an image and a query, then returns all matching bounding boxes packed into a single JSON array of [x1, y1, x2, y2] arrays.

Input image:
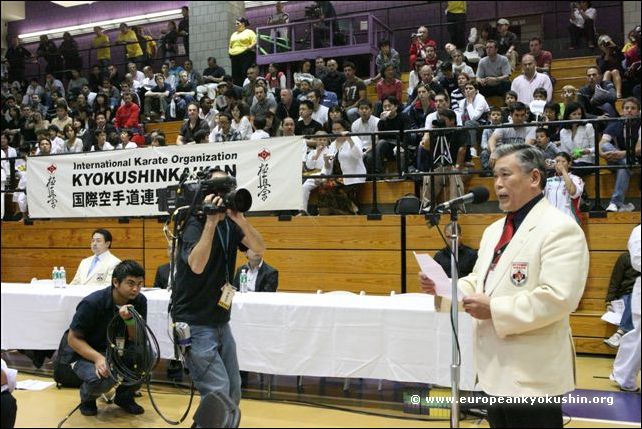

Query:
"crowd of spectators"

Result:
[[0, 2, 640, 219]]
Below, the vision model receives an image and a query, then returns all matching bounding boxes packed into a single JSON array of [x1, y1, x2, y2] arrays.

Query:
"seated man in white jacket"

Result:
[[70, 228, 121, 286]]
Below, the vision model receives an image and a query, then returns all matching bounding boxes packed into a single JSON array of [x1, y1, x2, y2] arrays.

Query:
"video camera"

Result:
[[158, 170, 252, 216], [304, 5, 322, 20]]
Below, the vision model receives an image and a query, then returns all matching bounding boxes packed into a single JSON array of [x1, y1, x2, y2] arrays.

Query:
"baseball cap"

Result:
[[497, 18, 510, 25]]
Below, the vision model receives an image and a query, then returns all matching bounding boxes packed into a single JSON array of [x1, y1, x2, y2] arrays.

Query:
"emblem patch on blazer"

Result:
[[96, 273, 105, 282], [510, 262, 528, 286]]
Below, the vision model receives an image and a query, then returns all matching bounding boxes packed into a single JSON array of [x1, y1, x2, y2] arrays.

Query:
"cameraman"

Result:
[[171, 168, 265, 408], [312, 1, 336, 48], [419, 109, 469, 211]]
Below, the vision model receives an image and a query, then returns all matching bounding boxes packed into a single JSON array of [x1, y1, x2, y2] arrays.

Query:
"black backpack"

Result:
[[52, 329, 83, 388]]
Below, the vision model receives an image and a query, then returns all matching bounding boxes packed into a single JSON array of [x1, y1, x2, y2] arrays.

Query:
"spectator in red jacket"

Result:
[[409, 26, 437, 70], [114, 92, 140, 131]]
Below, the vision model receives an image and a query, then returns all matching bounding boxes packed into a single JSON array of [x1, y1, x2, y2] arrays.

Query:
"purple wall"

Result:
[[7, 1, 187, 35]]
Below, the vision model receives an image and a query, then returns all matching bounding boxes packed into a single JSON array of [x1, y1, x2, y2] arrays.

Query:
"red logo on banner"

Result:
[[47, 164, 57, 174], [258, 149, 271, 161]]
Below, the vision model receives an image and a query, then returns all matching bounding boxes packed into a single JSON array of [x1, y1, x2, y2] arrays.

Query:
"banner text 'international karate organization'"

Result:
[[26, 137, 304, 218]]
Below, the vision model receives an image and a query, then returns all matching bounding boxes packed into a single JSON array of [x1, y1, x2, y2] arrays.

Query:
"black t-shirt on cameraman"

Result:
[[171, 216, 246, 326]]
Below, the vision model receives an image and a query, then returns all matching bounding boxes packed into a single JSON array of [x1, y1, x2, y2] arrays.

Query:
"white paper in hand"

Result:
[[414, 251, 467, 302], [601, 298, 625, 326]]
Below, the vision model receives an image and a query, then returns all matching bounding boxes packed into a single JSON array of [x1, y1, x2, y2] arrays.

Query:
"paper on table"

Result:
[[16, 380, 55, 391], [601, 298, 625, 326], [414, 251, 467, 302]]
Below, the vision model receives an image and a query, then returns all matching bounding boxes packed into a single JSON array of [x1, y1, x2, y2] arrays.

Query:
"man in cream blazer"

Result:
[[70, 229, 121, 286], [421, 144, 589, 428]]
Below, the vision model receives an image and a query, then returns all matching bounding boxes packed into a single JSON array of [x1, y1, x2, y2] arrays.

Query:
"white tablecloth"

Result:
[[1, 283, 475, 389]]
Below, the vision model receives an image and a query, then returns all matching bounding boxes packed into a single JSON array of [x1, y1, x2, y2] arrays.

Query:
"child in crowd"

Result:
[[533, 127, 560, 163], [501, 90, 518, 123], [250, 116, 270, 140], [480, 106, 502, 175], [544, 151, 584, 224]]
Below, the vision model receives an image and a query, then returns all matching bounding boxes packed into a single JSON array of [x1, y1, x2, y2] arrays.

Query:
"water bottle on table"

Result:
[[59, 266, 67, 288], [240, 268, 248, 293], [52, 266, 59, 288]]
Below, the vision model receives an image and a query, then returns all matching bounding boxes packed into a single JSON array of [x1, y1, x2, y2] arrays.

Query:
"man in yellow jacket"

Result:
[[420, 143, 589, 428]]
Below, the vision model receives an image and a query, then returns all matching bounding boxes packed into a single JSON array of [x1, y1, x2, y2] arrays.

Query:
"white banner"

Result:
[[26, 137, 303, 218]]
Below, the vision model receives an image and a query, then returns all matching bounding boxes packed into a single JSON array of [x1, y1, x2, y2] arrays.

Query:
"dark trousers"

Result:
[[568, 20, 595, 48], [230, 50, 256, 87], [72, 354, 141, 402], [447, 12, 467, 50], [487, 397, 563, 428], [1, 391, 17, 428], [479, 81, 511, 98]]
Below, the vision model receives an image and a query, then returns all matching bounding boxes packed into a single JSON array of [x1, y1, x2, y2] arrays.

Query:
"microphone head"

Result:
[[471, 186, 490, 204]]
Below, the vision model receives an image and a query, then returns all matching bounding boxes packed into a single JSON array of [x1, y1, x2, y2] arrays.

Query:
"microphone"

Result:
[[432, 187, 489, 212]]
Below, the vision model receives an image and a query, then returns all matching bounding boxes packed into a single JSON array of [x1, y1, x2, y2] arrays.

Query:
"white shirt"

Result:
[[1, 359, 17, 393], [116, 141, 139, 149], [306, 145, 332, 171], [560, 124, 595, 164], [232, 116, 253, 140], [250, 129, 270, 140], [199, 108, 218, 131], [91, 141, 116, 151], [305, 104, 328, 126], [510, 71, 553, 104], [323, 137, 367, 186], [570, 7, 597, 28], [245, 261, 263, 292], [544, 173, 584, 222], [351, 115, 380, 152], [132, 70, 145, 84], [456, 93, 489, 122]]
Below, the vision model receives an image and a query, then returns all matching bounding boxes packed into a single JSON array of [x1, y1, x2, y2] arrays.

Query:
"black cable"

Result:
[[105, 307, 195, 425], [432, 222, 463, 368]]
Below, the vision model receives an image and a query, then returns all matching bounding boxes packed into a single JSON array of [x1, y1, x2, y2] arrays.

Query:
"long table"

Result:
[[0, 283, 475, 389]]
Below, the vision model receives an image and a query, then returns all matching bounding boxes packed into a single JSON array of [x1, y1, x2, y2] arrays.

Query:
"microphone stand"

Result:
[[426, 207, 461, 427], [447, 208, 460, 428]]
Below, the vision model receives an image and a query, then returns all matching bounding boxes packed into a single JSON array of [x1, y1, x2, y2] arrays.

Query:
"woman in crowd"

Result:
[[93, 93, 112, 122], [229, 17, 257, 87], [596, 35, 625, 99], [322, 120, 367, 214], [62, 124, 83, 153], [451, 50, 475, 79], [230, 102, 253, 140], [325, 105, 346, 133], [457, 80, 489, 148], [559, 102, 595, 177]]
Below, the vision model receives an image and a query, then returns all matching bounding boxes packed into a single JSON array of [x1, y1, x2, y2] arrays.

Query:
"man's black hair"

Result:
[[112, 260, 145, 284], [93, 228, 113, 248]]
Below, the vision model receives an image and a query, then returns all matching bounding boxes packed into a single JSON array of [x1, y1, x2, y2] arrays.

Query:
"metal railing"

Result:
[[19, 36, 189, 85], [1, 116, 640, 220], [255, 12, 393, 76]]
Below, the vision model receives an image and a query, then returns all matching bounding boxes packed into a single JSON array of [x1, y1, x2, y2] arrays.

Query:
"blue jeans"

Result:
[[600, 141, 632, 207], [72, 355, 139, 402], [620, 293, 634, 332], [186, 324, 241, 406]]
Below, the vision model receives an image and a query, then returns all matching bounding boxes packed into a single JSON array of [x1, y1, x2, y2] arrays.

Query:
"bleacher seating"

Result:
[[2, 212, 638, 355]]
